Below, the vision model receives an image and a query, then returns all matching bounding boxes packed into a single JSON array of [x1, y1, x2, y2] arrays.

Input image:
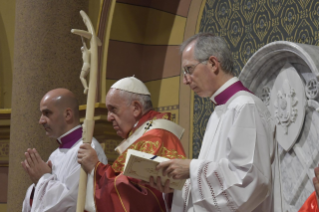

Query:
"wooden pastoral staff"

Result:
[[71, 10, 102, 212]]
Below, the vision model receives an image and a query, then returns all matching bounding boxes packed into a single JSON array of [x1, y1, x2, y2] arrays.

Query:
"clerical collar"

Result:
[[210, 77, 251, 105], [56, 125, 82, 149]]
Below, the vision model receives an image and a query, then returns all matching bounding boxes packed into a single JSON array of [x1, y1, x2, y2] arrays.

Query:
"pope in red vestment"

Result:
[[93, 110, 185, 212], [77, 76, 186, 212]]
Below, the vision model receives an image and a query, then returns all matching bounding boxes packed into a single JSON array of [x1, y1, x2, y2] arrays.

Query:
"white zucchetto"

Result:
[[111, 76, 151, 96]]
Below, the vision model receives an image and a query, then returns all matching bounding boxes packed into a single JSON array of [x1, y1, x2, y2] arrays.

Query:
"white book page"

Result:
[[123, 149, 186, 190]]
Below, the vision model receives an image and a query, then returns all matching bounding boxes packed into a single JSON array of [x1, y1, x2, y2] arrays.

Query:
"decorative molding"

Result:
[[154, 105, 179, 123], [274, 80, 298, 134], [305, 78, 319, 111], [0, 141, 9, 165], [305, 78, 319, 99], [155, 105, 179, 112], [0, 109, 10, 165], [261, 86, 271, 106]]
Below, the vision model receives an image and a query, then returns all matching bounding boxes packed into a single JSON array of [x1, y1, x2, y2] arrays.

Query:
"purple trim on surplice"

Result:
[[58, 127, 82, 149], [214, 81, 251, 105]]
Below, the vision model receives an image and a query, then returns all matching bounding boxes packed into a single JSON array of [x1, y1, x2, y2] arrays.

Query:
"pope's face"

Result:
[[105, 89, 137, 138], [39, 96, 66, 139]]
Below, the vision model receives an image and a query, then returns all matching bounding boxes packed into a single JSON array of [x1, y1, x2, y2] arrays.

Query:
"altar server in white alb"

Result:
[[21, 88, 107, 212], [151, 33, 275, 212]]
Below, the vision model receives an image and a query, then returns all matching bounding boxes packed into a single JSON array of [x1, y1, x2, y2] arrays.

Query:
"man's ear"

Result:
[[132, 101, 143, 118], [65, 108, 73, 121], [208, 56, 220, 74]]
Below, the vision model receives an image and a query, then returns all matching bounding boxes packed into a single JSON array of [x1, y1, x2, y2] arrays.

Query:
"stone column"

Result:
[[7, 1, 88, 211]]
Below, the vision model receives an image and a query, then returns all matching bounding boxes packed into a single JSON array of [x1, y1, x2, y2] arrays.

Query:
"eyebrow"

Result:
[[41, 109, 51, 113], [106, 104, 116, 109]]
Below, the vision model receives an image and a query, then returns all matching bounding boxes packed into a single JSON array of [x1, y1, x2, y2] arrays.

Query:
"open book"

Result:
[[123, 149, 186, 190]]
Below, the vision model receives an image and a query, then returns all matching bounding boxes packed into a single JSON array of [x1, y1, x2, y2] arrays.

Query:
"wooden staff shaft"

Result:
[[73, 10, 99, 212]]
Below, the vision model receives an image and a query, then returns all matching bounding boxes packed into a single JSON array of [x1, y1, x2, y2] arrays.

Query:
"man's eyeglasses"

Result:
[[182, 61, 205, 76]]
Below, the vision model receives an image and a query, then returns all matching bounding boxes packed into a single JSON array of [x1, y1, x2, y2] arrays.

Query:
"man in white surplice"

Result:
[[150, 33, 275, 212], [21, 88, 107, 212]]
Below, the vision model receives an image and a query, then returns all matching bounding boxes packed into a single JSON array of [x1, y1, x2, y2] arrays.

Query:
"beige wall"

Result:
[[88, 0, 102, 30], [0, 0, 15, 108], [0, 0, 101, 109]]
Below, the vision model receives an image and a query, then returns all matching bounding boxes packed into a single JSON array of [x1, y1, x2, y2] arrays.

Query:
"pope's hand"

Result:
[[21, 148, 52, 184], [77, 143, 99, 173]]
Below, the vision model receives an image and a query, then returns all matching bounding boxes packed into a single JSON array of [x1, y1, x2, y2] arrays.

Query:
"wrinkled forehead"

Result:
[[105, 88, 127, 106]]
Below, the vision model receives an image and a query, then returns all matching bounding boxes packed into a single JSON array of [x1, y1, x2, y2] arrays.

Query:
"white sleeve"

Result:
[[29, 139, 107, 212], [31, 164, 81, 212], [91, 138, 108, 165], [22, 184, 35, 212], [85, 168, 96, 212], [189, 104, 272, 212]]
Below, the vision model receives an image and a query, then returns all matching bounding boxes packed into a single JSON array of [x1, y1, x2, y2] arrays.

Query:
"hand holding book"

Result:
[[123, 149, 187, 190]]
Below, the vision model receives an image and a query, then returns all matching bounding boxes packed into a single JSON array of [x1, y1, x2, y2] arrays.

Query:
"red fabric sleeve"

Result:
[[299, 192, 319, 212]]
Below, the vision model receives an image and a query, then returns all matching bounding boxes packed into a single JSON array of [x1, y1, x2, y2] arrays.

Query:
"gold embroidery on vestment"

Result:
[[114, 173, 128, 212], [112, 140, 185, 172]]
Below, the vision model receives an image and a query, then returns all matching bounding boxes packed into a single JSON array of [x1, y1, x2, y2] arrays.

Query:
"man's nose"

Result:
[[107, 112, 114, 122], [183, 75, 191, 85], [39, 115, 45, 124]]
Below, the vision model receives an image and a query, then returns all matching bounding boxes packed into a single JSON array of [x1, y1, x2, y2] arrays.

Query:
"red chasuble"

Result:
[[299, 192, 319, 212], [94, 110, 186, 212]]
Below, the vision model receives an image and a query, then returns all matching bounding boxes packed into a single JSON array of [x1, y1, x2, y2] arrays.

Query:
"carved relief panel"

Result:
[[239, 41, 319, 212]]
